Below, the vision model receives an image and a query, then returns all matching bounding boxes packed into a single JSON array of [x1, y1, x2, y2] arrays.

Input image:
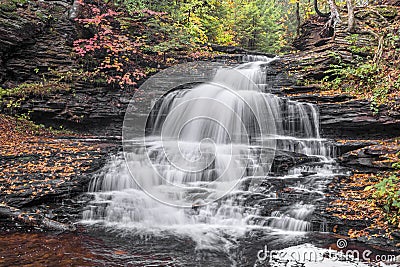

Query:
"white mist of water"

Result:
[[83, 57, 337, 256]]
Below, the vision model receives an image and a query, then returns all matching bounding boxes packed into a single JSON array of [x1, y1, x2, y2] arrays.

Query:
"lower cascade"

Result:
[[82, 56, 343, 262]]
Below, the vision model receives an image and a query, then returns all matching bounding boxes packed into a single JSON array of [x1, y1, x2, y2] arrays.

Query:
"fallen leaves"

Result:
[[327, 138, 400, 239], [0, 115, 113, 208]]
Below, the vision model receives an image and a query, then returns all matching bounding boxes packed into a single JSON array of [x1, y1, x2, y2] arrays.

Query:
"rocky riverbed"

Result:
[[0, 0, 399, 266]]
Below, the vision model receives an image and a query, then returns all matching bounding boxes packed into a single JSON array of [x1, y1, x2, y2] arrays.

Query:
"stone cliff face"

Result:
[[273, 5, 400, 140], [0, 1, 399, 242], [23, 81, 133, 136], [276, 83, 400, 139], [0, 1, 75, 85], [0, 1, 135, 136]]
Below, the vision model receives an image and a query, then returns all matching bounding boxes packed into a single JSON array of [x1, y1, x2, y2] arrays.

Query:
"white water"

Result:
[[83, 57, 340, 263]]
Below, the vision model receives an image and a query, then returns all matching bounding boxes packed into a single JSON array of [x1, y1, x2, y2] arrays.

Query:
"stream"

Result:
[[1, 56, 398, 267]]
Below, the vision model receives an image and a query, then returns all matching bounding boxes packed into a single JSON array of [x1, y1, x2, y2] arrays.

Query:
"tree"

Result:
[[346, 0, 356, 32], [314, 0, 341, 37], [328, 0, 341, 28], [314, 0, 330, 17], [233, 0, 285, 52], [295, 0, 301, 36], [73, 3, 146, 88]]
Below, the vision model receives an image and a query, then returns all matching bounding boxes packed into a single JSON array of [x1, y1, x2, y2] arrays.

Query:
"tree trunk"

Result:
[[347, 0, 356, 32], [328, 0, 341, 28], [296, 2, 301, 36], [314, 0, 330, 17], [320, 0, 341, 37]]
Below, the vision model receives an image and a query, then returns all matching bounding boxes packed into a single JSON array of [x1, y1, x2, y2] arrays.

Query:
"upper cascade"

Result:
[[84, 57, 334, 231]]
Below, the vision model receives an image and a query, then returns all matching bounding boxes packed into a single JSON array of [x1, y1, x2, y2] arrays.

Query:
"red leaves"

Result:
[[73, 1, 147, 88], [72, 1, 216, 89]]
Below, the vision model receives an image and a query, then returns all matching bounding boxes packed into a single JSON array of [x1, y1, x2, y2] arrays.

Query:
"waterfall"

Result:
[[83, 57, 336, 246], [268, 204, 315, 231]]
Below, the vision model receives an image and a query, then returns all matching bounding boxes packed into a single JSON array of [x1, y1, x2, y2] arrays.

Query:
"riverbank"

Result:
[[0, 114, 118, 231], [0, 0, 399, 265], [277, 3, 400, 245]]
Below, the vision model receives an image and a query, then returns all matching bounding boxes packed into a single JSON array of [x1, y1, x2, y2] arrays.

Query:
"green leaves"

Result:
[[117, 0, 289, 52], [232, 0, 286, 52], [364, 185, 374, 191], [369, 174, 400, 227]]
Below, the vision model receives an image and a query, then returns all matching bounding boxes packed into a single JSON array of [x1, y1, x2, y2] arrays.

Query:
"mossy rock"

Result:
[[356, 9, 388, 23], [0, 0, 28, 13], [0, 17, 15, 27], [356, 6, 398, 22], [0, 8, 20, 19], [0, 3, 17, 12], [376, 6, 398, 19]]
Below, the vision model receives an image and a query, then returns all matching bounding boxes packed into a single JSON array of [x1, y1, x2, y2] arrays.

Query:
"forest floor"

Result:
[[0, 114, 118, 230], [328, 139, 400, 245]]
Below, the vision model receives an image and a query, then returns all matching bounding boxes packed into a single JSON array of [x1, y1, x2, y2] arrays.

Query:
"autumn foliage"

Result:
[[72, 0, 305, 89], [72, 0, 219, 89], [73, 1, 146, 88], [328, 139, 400, 240], [0, 115, 111, 207]]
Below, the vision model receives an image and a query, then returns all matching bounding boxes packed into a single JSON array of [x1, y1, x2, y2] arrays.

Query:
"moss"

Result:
[[349, 45, 373, 55], [9, 0, 28, 5], [35, 11, 47, 21], [93, 78, 107, 84], [0, 17, 15, 27], [376, 6, 398, 19], [0, 3, 17, 12], [0, 81, 71, 100], [344, 34, 374, 56], [0, 0, 28, 14]]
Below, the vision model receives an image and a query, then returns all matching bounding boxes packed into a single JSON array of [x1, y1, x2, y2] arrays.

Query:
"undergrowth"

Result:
[[316, 6, 400, 114]]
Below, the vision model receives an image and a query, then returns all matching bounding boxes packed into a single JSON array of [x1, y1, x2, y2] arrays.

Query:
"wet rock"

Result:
[[301, 171, 317, 177], [273, 79, 400, 139], [271, 150, 320, 175], [0, 132, 119, 230], [318, 101, 400, 139], [0, 1, 75, 84], [339, 143, 399, 173], [271, 9, 400, 140], [0, 0, 398, 142], [334, 140, 379, 156]]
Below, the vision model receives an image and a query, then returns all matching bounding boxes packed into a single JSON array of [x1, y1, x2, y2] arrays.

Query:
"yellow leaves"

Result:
[[364, 185, 374, 191], [348, 229, 367, 239], [0, 114, 109, 205], [329, 147, 400, 238]]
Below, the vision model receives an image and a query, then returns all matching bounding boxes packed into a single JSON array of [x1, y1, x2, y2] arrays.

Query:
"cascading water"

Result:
[[82, 56, 342, 265]]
